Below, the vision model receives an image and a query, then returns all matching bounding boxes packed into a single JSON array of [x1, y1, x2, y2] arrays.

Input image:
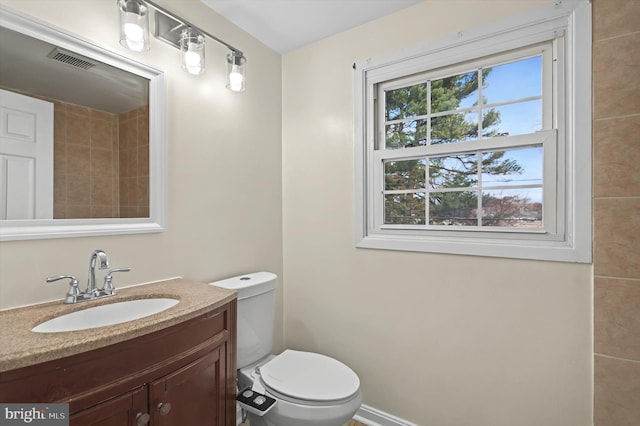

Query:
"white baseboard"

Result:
[[353, 404, 418, 426]]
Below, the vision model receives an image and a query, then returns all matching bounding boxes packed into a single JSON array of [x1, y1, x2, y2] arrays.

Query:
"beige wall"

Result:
[[282, 1, 592, 425], [592, 0, 640, 424], [0, 0, 284, 349]]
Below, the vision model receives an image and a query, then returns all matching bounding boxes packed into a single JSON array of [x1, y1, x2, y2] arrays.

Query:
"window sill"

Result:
[[356, 232, 591, 263]]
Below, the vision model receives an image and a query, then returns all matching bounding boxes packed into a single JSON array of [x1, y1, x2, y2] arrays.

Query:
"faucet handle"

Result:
[[47, 275, 81, 304], [102, 267, 131, 295]]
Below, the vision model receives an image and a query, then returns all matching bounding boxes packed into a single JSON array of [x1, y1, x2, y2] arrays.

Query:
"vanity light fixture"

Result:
[[226, 51, 246, 92], [117, 0, 246, 91], [180, 28, 205, 75], [118, 0, 150, 52]]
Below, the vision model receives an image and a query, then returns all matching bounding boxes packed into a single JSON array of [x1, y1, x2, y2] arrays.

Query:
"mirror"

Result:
[[0, 5, 165, 240]]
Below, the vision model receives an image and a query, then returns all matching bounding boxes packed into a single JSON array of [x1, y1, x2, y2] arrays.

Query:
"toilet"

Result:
[[210, 272, 362, 426]]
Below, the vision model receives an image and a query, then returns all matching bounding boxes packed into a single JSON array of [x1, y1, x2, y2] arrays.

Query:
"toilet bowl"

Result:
[[210, 272, 362, 426]]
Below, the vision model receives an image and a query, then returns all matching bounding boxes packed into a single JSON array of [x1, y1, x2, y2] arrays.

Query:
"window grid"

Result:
[[382, 75, 544, 150], [382, 145, 544, 228], [378, 47, 550, 231], [379, 45, 550, 152]]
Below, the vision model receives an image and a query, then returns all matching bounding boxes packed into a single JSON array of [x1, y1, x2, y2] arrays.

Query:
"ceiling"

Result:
[[0, 1, 423, 112], [200, 0, 423, 53]]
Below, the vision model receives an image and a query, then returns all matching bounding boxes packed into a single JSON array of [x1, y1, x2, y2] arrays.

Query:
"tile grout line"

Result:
[[594, 29, 640, 44], [593, 196, 640, 200], [593, 112, 640, 122], [594, 353, 640, 364], [593, 275, 640, 281]]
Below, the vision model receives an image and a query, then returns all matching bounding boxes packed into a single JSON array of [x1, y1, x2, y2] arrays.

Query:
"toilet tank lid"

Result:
[[209, 271, 277, 300]]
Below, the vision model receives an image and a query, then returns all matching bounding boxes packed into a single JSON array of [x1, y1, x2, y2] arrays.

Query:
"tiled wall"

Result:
[[2, 87, 150, 219], [53, 102, 120, 218], [592, 0, 640, 424], [54, 103, 149, 219], [118, 106, 149, 218]]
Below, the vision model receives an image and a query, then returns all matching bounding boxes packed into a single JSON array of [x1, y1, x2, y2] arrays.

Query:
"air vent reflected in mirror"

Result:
[[47, 47, 96, 71]]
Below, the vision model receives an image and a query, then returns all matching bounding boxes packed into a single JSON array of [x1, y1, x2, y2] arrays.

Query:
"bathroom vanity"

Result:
[[0, 279, 237, 426]]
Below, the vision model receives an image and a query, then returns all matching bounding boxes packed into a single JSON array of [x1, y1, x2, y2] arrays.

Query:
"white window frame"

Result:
[[374, 43, 556, 233], [354, 0, 592, 262]]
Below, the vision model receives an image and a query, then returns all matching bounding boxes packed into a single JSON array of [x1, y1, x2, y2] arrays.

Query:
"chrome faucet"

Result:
[[46, 275, 81, 304], [87, 249, 109, 297], [102, 267, 131, 296], [47, 249, 131, 304]]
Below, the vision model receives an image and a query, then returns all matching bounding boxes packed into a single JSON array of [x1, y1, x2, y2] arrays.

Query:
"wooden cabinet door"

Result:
[[70, 386, 147, 426], [149, 347, 226, 425]]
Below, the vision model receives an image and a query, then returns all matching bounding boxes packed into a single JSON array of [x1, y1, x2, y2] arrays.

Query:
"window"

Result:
[[354, 0, 592, 262]]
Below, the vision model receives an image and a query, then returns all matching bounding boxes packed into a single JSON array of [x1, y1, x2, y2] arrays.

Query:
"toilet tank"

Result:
[[209, 272, 277, 369]]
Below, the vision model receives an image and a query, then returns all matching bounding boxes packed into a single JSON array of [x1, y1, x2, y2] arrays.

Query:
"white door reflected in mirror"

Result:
[[0, 89, 53, 220]]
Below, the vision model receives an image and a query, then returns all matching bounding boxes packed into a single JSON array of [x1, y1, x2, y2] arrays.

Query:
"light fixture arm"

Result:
[[142, 0, 243, 57], [118, 0, 246, 88]]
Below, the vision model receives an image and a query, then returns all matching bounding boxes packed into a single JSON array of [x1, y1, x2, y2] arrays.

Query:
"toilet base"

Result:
[[246, 405, 359, 426], [240, 388, 361, 426], [249, 413, 352, 426]]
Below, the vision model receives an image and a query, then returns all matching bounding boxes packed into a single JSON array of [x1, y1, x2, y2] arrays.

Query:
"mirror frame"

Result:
[[0, 4, 166, 241]]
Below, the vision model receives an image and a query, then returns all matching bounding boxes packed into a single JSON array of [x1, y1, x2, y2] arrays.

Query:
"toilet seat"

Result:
[[259, 350, 360, 403]]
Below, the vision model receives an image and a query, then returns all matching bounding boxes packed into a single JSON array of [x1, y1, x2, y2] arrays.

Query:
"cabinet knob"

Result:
[[157, 402, 172, 416], [136, 412, 150, 425]]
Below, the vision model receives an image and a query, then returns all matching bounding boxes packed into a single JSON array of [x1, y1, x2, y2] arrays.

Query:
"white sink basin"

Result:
[[32, 298, 179, 333]]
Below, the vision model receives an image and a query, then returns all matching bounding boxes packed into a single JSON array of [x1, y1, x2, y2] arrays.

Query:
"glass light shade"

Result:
[[118, 0, 150, 52], [226, 52, 246, 92], [180, 29, 205, 75]]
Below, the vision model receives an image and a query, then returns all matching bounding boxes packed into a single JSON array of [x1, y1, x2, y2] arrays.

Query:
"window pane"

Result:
[[385, 193, 426, 225], [430, 112, 478, 144], [482, 188, 542, 227], [429, 154, 478, 189], [482, 56, 542, 105], [429, 191, 478, 226], [482, 147, 542, 187], [385, 159, 426, 190], [431, 71, 478, 113], [482, 100, 542, 137], [385, 120, 427, 149], [385, 84, 428, 121]]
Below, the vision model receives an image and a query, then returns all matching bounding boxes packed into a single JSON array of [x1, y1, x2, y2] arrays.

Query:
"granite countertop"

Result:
[[0, 278, 236, 373]]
